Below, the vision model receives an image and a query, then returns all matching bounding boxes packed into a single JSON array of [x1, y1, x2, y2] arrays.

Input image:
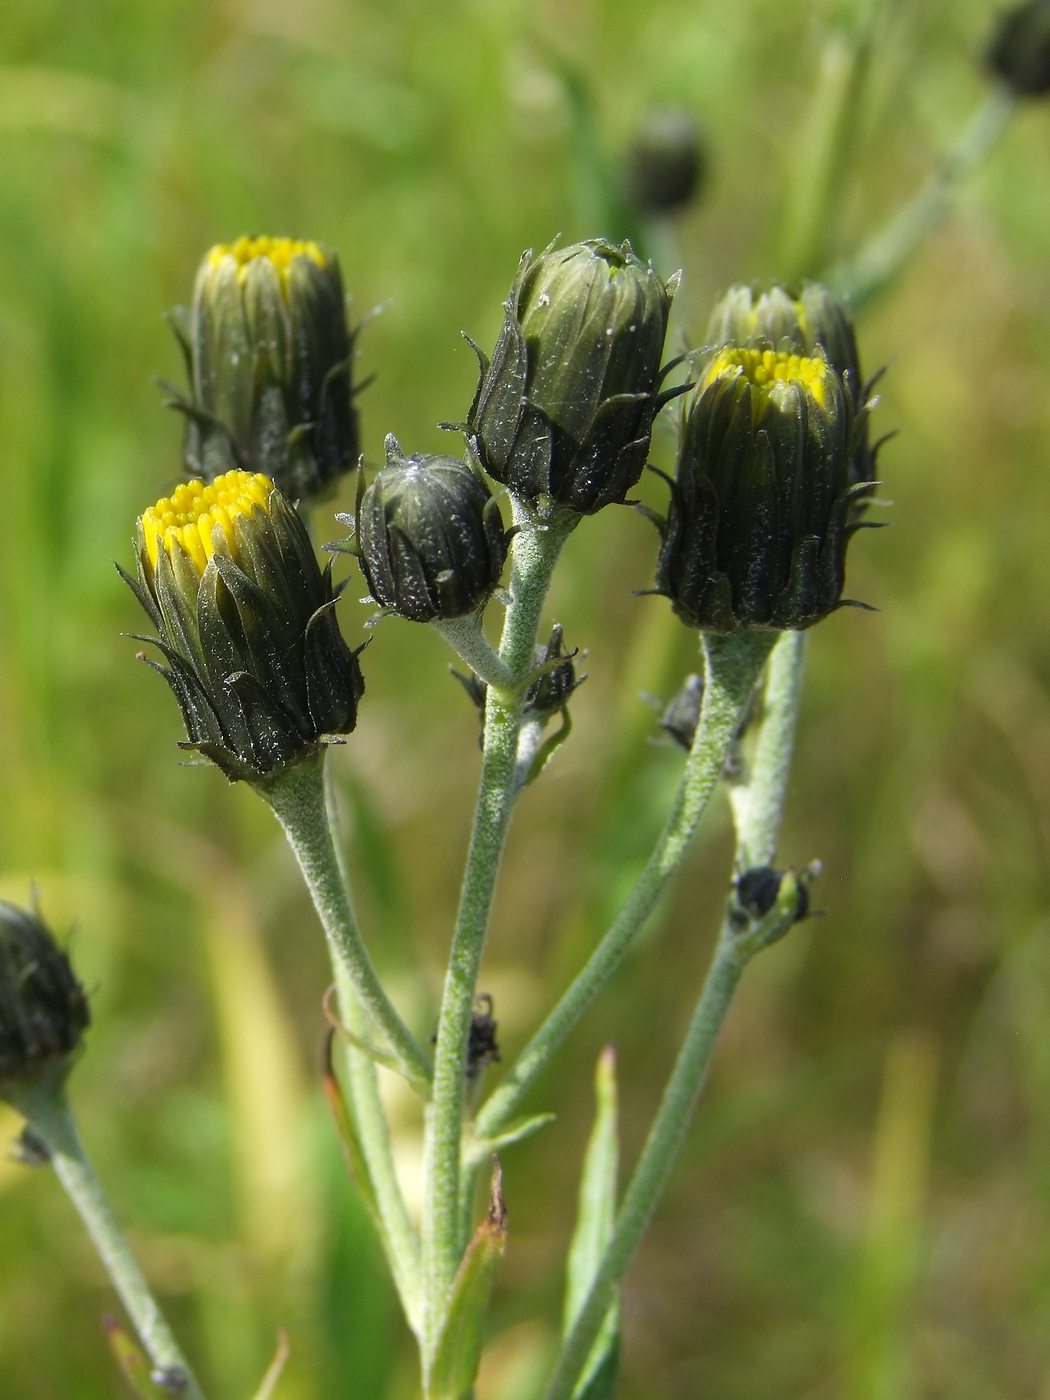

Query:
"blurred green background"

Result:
[[1, 0, 1049, 1396]]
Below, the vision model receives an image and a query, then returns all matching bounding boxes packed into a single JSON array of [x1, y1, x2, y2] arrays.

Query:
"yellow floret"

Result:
[[704, 346, 828, 411], [206, 235, 326, 286], [140, 471, 274, 574]]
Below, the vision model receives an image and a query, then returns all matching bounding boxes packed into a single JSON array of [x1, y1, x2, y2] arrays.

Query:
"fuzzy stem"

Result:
[[430, 612, 516, 692], [256, 752, 431, 1096], [543, 630, 811, 1400], [473, 628, 777, 1146], [13, 1084, 205, 1399], [828, 86, 1017, 313], [421, 501, 575, 1373]]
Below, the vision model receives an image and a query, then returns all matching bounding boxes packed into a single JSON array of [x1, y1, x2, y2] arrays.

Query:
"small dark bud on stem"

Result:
[[0, 902, 89, 1101]]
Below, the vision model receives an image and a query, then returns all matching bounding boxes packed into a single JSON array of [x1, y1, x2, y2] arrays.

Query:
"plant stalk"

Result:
[[474, 628, 777, 1146], [13, 1084, 205, 1400], [256, 752, 432, 1095], [421, 500, 574, 1371]]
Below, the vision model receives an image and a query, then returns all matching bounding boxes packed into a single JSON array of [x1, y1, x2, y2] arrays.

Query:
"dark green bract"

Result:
[[350, 435, 510, 623], [0, 902, 89, 1099], [169, 238, 361, 506], [466, 239, 680, 516]]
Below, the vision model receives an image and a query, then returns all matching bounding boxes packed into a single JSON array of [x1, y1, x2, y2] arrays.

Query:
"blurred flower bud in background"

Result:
[[123, 470, 364, 782], [0, 902, 89, 1104], [988, 0, 1050, 96], [467, 239, 681, 516], [624, 107, 706, 217], [169, 236, 360, 506], [348, 434, 510, 623]]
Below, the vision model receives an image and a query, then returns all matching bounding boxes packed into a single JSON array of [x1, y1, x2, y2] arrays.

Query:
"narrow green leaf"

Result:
[[564, 1046, 620, 1400], [322, 1027, 382, 1225], [464, 1112, 556, 1167], [430, 1161, 508, 1400], [248, 1328, 291, 1400], [102, 1317, 160, 1399]]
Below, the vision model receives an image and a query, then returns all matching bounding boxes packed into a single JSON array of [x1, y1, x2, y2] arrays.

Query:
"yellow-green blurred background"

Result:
[[2, 0, 1050, 1396]]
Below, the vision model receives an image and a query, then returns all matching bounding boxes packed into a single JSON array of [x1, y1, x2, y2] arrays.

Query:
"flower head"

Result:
[[654, 340, 877, 632], [169, 235, 360, 505], [124, 469, 364, 782], [0, 902, 89, 1103], [466, 239, 680, 516]]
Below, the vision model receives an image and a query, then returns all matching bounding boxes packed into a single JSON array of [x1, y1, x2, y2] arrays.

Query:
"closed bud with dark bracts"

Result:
[[705, 282, 881, 496], [466, 239, 681, 516], [523, 623, 584, 719], [122, 470, 364, 782], [625, 108, 706, 216], [168, 236, 360, 506], [734, 867, 810, 925], [654, 341, 879, 633], [988, 0, 1050, 96], [0, 902, 89, 1103], [348, 435, 510, 623]]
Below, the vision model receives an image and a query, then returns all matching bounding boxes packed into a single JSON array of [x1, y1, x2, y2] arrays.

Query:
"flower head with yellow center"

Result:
[[702, 346, 829, 418], [125, 470, 365, 782], [167, 233, 360, 505]]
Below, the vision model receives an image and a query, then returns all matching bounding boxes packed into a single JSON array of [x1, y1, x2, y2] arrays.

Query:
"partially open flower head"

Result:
[[0, 902, 89, 1105], [170, 235, 359, 505], [125, 469, 364, 782], [351, 435, 510, 622], [655, 342, 877, 632], [705, 281, 878, 494], [466, 239, 680, 516], [988, 0, 1050, 96]]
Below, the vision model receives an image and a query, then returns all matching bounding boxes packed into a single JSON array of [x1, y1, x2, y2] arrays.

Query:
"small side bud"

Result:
[[524, 624, 585, 720], [988, 0, 1050, 96], [355, 441, 510, 622], [467, 995, 501, 1080], [733, 865, 814, 932], [659, 673, 704, 750], [0, 902, 90, 1103], [624, 107, 706, 216]]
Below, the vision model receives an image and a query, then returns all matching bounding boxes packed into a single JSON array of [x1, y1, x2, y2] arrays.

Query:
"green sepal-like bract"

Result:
[[466, 239, 681, 516]]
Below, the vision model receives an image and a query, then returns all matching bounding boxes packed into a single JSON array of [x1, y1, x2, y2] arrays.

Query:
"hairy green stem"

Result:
[[421, 501, 575, 1372], [544, 630, 812, 1400], [13, 1084, 205, 1399], [256, 752, 431, 1095], [430, 612, 516, 692], [473, 628, 777, 1147], [729, 630, 807, 870], [828, 86, 1016, 313]]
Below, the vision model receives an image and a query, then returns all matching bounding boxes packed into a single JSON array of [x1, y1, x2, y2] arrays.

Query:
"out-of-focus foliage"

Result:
[[1, 1, 1050, 1397]]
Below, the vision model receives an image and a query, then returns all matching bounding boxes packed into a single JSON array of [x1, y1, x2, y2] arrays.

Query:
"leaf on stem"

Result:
[[564, 1046, 620, 1400], [464, 1112, 556, 1167], [102, 1318, 163, 1399], [322, 1027, 381, 1224], [430, 1161, 509, 1400], [248, 1329, 291, 1400]]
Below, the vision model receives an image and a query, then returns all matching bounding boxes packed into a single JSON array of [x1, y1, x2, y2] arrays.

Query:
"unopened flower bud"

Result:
[[524, 623, 584, 719], [123, 469, 364, 782], [705, 282, 879, 493], [659, 673, 704, 750], [735, 867, 809, 924], [0, 902, 89, 1102], [625, 108, 706, 216], [171, 236, 360, 505], [350, 435, 510, 622], [467, 995, 500, 1079], [654, 342, 876, 632], [988, 0, 1050, 96], [467, 239, 681, 516]]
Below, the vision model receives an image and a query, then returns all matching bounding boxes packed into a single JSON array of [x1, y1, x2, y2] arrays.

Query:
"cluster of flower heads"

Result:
[[125, 233, 885, 786]]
